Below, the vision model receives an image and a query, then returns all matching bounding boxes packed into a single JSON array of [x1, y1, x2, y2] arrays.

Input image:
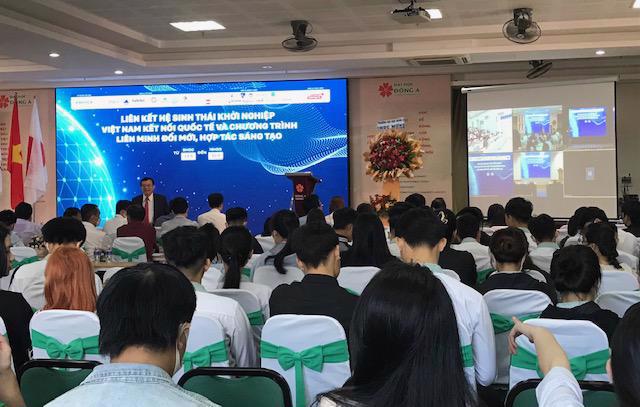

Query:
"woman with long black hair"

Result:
[[341, 213, 395, 268], [252, 210, 299, 274]]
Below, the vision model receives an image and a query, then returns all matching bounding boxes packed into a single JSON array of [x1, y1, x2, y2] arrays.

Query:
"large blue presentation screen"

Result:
[[55, 79, 348, 232]]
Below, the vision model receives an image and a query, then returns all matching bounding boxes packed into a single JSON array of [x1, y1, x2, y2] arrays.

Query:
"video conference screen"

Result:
[[467, 82, 617, 217], [55, 79, 349, 232]]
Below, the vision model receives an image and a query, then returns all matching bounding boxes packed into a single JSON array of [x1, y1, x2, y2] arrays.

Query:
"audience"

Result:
[[386, 201, 414, 257], [436, 209, 477, 287], [253, 210, 299, 274], [159, 197, 198, 237], [200, 223, 221, 265], [103, 200, 131, 237], [13, 202, 41, 244], [62, 207, 82, 221], [10, 216, 86, 310], [299, 194, 322, 226], [80, 203, 108, 253], [325, 196, 346, 225], [478, 227, 557, 302], [0, 225, 33, 369], [405, 192, 426, 208], [0, 210, 23, 247], [528, 214, 559, 273], [46, 263, 219, 407], [540, 246, 619, 340], [622, 200, 640, 237], [225, 207, 263, 254], [162, 226, 256, 367], [116, 204, 157, 261], [431, 197, 447, 211], [197, 192, 226, 233], [332, 207, 357, 252], [43, 247, 97, 312], [457, 206, 491, 245], [269, 222, 358, 338], [585, 221, 633, 272], [355, 203, 374, 214], [319, 262, 475, 407], [504, 197, 537, 250], [306, 208, 327, 224], [341, 212, 396, 268], [486, 203, 506, 228], [452, 213, 492, 275]]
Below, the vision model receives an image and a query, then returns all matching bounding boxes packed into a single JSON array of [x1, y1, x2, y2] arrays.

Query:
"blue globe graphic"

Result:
[[56, 105, 116, 224]]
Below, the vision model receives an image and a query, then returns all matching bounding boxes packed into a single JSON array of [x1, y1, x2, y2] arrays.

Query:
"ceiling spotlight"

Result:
[[426, 9, 443, 19], [595, 50, 606, 56], [114, 70, 124, 75], [262, 65, 273, 69], [49, 52, 60, 58]]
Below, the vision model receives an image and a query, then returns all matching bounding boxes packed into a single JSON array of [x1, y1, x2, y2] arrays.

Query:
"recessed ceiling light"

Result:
[[633, 0, 640, 8], [49, 52, 60, 58], [262, 65, 273, 69], [427, 9, 443, 19], [170, 20, 226, 32], [595, 50, 606, 56], [114, 70, 124, 75]]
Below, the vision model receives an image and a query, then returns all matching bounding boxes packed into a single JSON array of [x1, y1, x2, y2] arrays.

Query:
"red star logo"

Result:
[[378, 82, 393, 98], [295, 183, 304, 193], [0, 95, 9, 109]]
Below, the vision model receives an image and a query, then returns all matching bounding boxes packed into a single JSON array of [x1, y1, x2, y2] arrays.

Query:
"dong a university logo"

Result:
[[378, 83, 393, 98], [378, 81, 421, 98], [0, 95, 9, 109]]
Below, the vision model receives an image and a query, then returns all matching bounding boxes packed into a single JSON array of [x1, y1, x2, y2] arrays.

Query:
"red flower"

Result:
[[378, 83, 393, 98]]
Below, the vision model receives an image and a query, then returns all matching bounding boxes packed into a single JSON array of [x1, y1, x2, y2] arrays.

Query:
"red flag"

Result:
[[7, 94, 24, 208]]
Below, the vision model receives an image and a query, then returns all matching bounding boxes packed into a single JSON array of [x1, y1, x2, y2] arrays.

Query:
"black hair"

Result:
[[219, 226, 253, 289], [199, 223, 220, 263], [505, 197, 533, 223], [487, 204, 506, 227], [333, 208, 357, 230], [585, 222, 622, 269], [0, 210, 17, 227], [170, 197, 188, 214], [395, 208, 446, 248], [139, 177, 155, 185], [126, 204, 145, 222], [62, 207, 81, 219], [329, 196, 346, 213], [0, 224, 9, 275], [431, 197, 447, 211], [322, 262, 475, 407], [622, 200, 640, 226], [356, 203, 375, 214], [261, 216, 272, 237], [266, 210, 300, 274], [550, 246, 601, 295], [567, 207, 589, 236], [162, 226, 208, 276], [405, 193, 426, 208], [291, 222, 338, 270], [302, 194, 321, 215], [208, 193, 224, 209], [489, 227, 528, 265], [225, 207, 248, 225], [42, 217, 86, 245], [436, 209, 456, 241], [457, 206, 484, 223], [115, 200, 132, 214], [306, 208, 326, 224], [529, 214, 556, 243], [14, 202, 32, 220], [611, 303, 640, 407], [387, 202, 415, 236], [80, 203, 99, 222], [97, 263, 196, 358], [456, 213, 480, 240], [347, 213, 394, 268]]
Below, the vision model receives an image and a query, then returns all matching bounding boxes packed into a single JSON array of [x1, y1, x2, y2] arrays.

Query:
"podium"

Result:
[[286, 172, 321, 216]]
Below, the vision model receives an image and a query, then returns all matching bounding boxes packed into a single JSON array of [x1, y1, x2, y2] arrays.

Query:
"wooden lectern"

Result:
[[286, 172, 321, 216]]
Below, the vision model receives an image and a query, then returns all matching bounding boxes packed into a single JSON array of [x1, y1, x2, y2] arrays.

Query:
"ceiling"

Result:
[[2, 0, 640, 88]]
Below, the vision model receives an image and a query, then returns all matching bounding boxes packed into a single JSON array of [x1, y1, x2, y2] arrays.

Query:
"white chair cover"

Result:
[[111, 237, 146, 263], [101, 267, 123, 284], [255, 235, 276, 253], [509, 319, 610, 389], [596, 291, 640, 317], [253, 266, 304, 290], [261, 315, 350, 407], [599, 270, 640, 294], [245, 254, 262, 273], [436, 267, 461, 281], [210, 289, 264, 343], [525, 269, 548, 283], [483, 289, 553, 384], [337, 266, 380, 295], [30, 310, 106, 363], [202, 264, 224, 291], [617, 251, 639, 270], [173, 312, 229, 382], [10, 246, 38, 262]]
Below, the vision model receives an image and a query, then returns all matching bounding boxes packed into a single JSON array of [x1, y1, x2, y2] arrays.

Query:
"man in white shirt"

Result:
[[13, 202, 41, 245], [162, 225, 256, 367], [197, 193, 226, 233], [10, 217, 87, 310], [159, 197, 198, 238], [103, 200, 131, 238], [81, 204, 109, 254], [528, 214, 559, 273], [394, 208, 496, 389], [452, 213, 493, 274], [505, 197, 537, 251]]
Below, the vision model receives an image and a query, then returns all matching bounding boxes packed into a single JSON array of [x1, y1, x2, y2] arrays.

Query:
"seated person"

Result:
[[225, 207, 263, 254], [436, 209, 477, 287], [158, 197, 198, 237], [405, 192, 426, 208], [13, 202, 41, 245], [431, 197, 447, 211], [103, 200, 131, 238], [305, 208, 327, 224], [0, 210, 23, 248], [325, 196, 345, 225], [298, 194, 322, 226], [622, 200, 640, 237], [197, 192, 226, 233], [269, 222, 358, 338], [585, 221, 634, 272], [394, 208, 496, 388], [80, 204, 109, 253], [528, 214, 560, 273], [541, 246, 619, 340], [43, 247, 97, 312], [10, 217, 86, 311], [505, 197, 537, 250], [252, 210, 299, 274], [116, 204, 157, 261], [46, 263, 219, 407], [62, 207, 82, 221], [332, 207, 357, 252], [487, 203, 506, 228], [200, 223, 221, 264], [451, 213, 492, 274], [162, 226, 256, 367], [341, 212, 396, 268], [478, 227, 557, 303], [386, 202, 414, 258]]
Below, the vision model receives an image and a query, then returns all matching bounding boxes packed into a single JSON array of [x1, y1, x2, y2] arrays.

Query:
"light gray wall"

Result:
[[616, 81, 640, 198]]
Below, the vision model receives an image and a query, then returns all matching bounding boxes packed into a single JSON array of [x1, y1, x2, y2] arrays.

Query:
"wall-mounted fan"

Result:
[[503, 8, 541, 44], [282, 20, 317, 52]]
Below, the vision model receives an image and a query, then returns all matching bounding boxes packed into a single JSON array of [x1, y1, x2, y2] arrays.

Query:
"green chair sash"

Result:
[[511, 345, 609, 380], [261, 339, 349, 407], [247, 310, 265, 326], [461, 344, 474, 368], [182, 340, 229, 372], [31, 330, 99, 360], [111, 247, 147, 262], [241, 267, 252, 279], [490, 312, 541, 334], [477, 268, 495, 285], [11, 256, 39, 269], [344, 288, 359, 296]]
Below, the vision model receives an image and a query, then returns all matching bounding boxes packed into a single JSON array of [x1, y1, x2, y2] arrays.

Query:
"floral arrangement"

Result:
[[363, 129, 424, 182], [369, 194, 397, 214]]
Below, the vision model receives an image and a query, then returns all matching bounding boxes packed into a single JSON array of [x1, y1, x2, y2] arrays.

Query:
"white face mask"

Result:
[[173, 323, 190, 375], [173, 346, 182, 375]]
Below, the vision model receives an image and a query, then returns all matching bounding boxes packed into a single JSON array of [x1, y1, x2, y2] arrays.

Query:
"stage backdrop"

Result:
[[349, 75, 453, 206], [0, 89, 56, 223]]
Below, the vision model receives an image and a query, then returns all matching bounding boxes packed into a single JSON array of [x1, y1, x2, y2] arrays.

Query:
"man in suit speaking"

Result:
[[131, 177, 170, 224]]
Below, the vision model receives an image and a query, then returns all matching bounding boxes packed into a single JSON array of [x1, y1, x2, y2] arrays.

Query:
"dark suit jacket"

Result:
[[132, 194, 170, 223], [0, 291, 33, 369], [439, 245, 478, 287], [269, 274, 359, 338], [117, 220, 158, 261]]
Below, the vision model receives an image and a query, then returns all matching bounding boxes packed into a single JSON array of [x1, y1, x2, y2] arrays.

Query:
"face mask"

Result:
[[173, 323, 189, 374]]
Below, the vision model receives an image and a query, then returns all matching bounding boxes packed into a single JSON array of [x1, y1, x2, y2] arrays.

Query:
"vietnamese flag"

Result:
[[7, 94, 24, 208]]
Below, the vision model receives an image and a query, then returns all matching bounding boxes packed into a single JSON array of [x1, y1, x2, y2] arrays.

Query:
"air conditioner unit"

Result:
[[407, 55, 471, 66]]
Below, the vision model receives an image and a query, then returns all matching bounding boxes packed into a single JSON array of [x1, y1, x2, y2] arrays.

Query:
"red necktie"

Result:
[[144, 196, 150, 224]]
